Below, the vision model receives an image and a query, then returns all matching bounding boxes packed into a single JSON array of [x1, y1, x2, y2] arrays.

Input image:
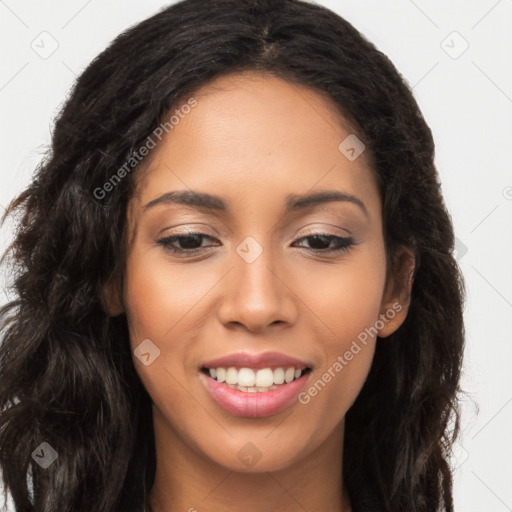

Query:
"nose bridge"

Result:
[[217, 236, 296, 331]]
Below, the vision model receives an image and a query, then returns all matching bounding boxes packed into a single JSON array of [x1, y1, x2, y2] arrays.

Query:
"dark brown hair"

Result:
[[0, 1, 465, 510]]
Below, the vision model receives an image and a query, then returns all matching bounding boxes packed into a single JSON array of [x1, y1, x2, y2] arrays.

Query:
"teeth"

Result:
[[206, 366, 307, 388], [256, 368, 274, 387], [225, 383, 280, 392], [273, 368, 285, 385], [226, 367, 238, 385], [238, 367, 255, 387], [216, 368, 226, 383]]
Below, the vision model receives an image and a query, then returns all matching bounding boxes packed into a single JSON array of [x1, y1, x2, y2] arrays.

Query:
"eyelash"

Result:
[[156, 232, 355, 256]]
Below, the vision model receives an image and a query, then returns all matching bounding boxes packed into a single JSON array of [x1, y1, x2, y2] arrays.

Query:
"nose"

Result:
[[217, 245, 298, 333]]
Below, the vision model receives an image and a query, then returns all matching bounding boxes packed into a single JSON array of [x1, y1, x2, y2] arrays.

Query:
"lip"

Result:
[[199, 369, 311, 418], [201, 351, 313, 371]]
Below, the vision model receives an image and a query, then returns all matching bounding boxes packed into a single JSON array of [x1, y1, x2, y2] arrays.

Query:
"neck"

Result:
[[147, 406, 352, 512]]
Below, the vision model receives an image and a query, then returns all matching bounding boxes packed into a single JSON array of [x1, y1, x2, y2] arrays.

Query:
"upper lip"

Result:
[[201, 351, 313, 371]]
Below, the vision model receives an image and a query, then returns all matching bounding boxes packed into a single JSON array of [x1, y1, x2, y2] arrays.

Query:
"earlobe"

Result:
[[378, 245, 416, 338], [101, 275, 125, 317]]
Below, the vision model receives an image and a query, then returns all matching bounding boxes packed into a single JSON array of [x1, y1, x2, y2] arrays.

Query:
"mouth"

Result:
[[199, 365, 313, 418], [200, 365, 313, 392]]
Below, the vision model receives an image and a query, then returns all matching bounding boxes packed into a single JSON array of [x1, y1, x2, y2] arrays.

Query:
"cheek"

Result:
[[121, 248, 221, 402], [122, 249, 216, 414], [295, 241, 386, 418], [122, 247, 218, 344], [296, 239, 387, 346]]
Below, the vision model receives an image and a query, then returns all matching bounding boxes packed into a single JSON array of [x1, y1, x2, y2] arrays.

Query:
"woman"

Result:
[[0, 0, 465, 510]]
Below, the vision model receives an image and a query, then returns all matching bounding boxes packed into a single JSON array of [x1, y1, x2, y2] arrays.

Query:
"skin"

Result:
[[104, 71, 414, 512]]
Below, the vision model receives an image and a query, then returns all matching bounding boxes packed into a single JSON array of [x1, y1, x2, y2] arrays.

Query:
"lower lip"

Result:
[[199, 371, 310, 418]]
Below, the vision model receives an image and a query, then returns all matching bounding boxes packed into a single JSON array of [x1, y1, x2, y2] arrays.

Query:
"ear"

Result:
[[101, 274, 125, 317], [377, 245, 416, 338]]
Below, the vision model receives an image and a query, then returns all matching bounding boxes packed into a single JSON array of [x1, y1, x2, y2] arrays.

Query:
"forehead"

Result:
[[131, 71, 379, 221]]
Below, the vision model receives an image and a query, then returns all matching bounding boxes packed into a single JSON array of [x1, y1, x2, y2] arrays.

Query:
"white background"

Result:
[[1, 1, 511, 510]]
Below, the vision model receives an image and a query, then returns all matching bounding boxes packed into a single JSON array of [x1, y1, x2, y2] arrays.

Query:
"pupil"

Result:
[[181, 234, 202, 249], [309, 235, 329, 249]]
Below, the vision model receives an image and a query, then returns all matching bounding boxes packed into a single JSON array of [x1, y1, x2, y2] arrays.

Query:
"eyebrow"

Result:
[[143, 189, 368, 218]]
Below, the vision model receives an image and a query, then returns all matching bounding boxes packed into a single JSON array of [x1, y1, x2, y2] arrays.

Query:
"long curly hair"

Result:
[[0, 0, 465, 511]]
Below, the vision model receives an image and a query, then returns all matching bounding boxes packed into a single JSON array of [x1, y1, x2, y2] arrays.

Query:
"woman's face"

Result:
[[112, 71, 410, 472]]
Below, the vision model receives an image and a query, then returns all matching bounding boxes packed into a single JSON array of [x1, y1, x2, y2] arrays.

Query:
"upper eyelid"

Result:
[[160, 221, 353, 238]]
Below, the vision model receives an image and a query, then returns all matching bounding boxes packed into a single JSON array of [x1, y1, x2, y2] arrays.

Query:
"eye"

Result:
[[156, 232, 356, 256], [291, 233, 355, 253], [156, 233, 220, 254]]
